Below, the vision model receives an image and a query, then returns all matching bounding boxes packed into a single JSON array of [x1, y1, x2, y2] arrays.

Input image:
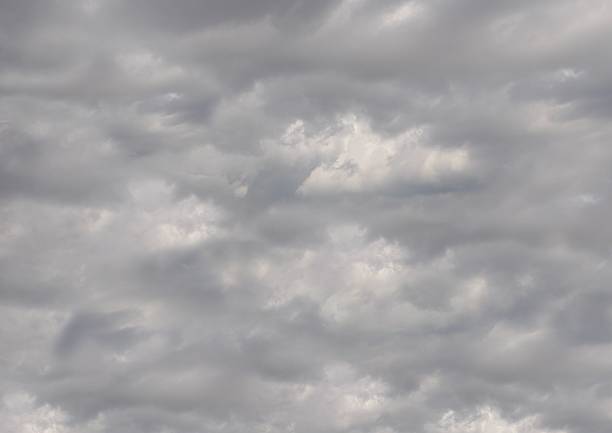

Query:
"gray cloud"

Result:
[[1, 0, 612, 432]]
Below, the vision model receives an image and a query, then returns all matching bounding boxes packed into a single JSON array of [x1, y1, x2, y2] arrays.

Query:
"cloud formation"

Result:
[[2, 0, 612, 432]]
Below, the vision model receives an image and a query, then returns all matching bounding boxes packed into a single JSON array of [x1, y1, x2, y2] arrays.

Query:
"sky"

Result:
[[1, 1, 612, 432]]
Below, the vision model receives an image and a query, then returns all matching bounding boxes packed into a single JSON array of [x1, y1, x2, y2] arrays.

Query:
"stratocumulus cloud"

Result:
[[1, 1, 612, 432]]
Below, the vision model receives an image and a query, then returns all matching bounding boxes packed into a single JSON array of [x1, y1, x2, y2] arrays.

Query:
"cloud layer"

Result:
[[2, 1, 612, 432]]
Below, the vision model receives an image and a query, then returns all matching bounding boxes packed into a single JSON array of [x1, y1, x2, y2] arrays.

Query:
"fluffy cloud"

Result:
[[2, 0, 612, 432]]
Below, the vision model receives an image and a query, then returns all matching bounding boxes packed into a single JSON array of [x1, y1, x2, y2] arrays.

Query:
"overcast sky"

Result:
[[1, 1, 612, 432]]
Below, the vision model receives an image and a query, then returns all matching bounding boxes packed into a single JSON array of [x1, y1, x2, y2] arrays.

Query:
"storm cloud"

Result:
[[1, 1, 612, 432]]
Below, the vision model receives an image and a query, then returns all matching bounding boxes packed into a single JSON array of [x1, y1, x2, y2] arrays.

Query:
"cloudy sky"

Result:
[[1, 1, 612, 432]]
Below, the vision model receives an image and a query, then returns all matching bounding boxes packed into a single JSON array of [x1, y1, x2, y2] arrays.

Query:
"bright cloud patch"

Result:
[[429, 406, 567, 433], [293, 115, 471, 195], [0, 392, 104, 433], [126, 179, 224, 250]]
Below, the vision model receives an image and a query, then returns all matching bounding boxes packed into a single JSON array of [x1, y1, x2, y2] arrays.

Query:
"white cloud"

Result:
[[295, 115, 470, 195], [428, 406, 567, 433], [0, 392, 105, 433]]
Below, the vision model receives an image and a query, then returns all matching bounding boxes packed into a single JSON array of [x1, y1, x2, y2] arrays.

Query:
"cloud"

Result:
[[428, 406, 567, 433], [1, 0, 612, 432], [293, 115, 472, 195]]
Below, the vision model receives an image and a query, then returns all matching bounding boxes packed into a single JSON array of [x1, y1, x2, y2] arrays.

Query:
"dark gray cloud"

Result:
[[1, 1, 612, 432]]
